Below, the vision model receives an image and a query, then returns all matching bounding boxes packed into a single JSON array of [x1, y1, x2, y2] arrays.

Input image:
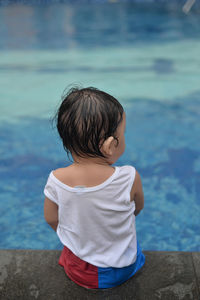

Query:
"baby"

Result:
[[44, 87, 145, 289]]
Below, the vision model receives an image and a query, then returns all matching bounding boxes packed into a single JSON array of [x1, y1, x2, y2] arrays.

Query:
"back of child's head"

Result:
[[56, 87, 124, 158]]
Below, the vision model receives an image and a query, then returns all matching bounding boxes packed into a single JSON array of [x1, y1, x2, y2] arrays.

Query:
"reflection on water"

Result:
[[1, 2, 200, 49]]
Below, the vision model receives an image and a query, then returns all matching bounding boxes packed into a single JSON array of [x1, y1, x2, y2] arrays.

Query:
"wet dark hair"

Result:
[[56, 87, 124, 158]]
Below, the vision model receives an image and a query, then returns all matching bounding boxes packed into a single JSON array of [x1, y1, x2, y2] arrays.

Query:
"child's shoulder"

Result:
[[53, 166, 69, 176], [119, 165, 136, 174], [52, 166, 74, 185]]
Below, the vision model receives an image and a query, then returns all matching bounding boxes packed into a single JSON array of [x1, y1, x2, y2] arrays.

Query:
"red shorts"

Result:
[[59, 243, 145, 289]]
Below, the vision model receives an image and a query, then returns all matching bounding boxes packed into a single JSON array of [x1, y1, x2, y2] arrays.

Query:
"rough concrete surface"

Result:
[[0, 250, 199, 300]]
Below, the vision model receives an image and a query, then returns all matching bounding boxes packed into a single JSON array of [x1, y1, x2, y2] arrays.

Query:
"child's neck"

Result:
[[72, 155, 112, 167]]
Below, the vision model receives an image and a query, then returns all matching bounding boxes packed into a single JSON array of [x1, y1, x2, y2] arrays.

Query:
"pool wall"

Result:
[[1, 0, 200, 3], [0, 249, 199, 299]]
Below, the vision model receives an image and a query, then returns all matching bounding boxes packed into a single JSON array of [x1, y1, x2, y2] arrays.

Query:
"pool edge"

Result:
[[0, 249, 199, 299]]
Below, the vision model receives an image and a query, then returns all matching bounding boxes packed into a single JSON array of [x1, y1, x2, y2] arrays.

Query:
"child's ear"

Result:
[[100, 136, 114, 157]]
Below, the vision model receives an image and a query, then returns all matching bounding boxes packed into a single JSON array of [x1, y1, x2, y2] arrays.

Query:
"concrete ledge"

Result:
[[0, 250, 199, 300]]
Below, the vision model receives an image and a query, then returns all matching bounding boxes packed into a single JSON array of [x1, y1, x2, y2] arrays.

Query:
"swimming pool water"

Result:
[[0, 1, 200, 251]]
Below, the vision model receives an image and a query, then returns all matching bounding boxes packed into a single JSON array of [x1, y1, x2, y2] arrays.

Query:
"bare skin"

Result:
[[44, 112, 144, 231]]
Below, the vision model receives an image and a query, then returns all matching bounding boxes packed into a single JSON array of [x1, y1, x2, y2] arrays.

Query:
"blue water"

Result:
[[0, 0, 200, 251]]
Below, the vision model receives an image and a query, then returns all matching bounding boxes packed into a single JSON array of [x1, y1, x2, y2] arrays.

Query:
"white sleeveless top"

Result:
[[44, 165, 137, 268]]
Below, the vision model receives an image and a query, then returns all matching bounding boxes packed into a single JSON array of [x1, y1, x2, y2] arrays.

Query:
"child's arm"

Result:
[[44, 197, 58, 231], [130, 171, 144, 216]]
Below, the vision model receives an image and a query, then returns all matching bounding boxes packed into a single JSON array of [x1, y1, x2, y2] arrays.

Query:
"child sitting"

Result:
[[44, 87, 145, 289]]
